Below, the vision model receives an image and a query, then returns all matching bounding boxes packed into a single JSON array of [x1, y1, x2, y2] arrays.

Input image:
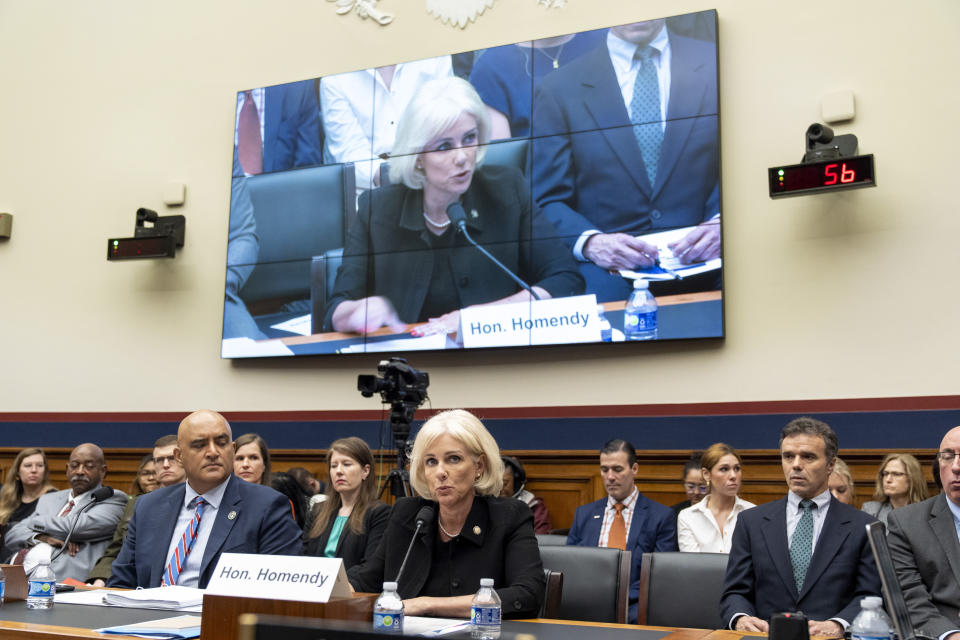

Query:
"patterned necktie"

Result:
[[630, 46, 663, 188], [163, 497, 207, 586], [790, 499, 816, 593], [608, 503, 627, 550], [237, 90, 263, 175], [60, 499, 76, 517]]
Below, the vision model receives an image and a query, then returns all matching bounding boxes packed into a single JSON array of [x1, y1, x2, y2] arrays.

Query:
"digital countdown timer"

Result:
[[769, 154, 876, 198]]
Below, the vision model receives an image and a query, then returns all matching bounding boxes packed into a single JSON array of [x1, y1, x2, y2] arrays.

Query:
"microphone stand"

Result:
[[446, 202, 540, 301], [50, 488, 114, 564]]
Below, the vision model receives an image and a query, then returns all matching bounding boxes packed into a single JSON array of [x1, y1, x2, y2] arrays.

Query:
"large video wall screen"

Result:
[[222, 9, 722, 358]]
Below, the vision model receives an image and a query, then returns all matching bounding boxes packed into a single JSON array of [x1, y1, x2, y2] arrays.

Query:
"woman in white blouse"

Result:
[[677, 443, 755, 553]]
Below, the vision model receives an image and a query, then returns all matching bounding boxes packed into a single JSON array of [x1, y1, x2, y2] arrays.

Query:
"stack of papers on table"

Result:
[[96, 614, 202, 639], [54, 585, 204, 612], [102, 586, 204, 610]]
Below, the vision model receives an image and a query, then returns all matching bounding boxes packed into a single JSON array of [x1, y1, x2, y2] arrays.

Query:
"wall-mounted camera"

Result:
[[107, 208, 186, 260]]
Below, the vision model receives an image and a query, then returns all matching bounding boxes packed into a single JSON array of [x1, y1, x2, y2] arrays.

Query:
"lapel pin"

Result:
[[593, 514, 601, 519], [228, 510, 237, 520], [473, 525, 481, 535], [470, 209, 478, 219]]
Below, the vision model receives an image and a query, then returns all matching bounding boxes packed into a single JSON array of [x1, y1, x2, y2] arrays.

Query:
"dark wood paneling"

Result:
[[1, 448, 936, 530]]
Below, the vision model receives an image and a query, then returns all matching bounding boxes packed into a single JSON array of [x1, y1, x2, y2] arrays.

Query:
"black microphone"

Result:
[[50, 486, 115, 563], [394, 506, 435, 587], [446, 202, 541, 301]]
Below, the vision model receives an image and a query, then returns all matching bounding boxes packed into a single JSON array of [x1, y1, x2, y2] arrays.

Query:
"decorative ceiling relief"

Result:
[[327, 0, 566, 28], [327, 0, 394, 25], [426, 0, 496, 29]]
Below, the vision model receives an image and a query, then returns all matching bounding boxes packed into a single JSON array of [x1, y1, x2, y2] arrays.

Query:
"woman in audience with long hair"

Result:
[[828, 457, 856, 505], [677, 442, 755, 553], [349, 409, 544, 617], [0, 447, 57, 561], [303, 437, 390, 570], [861, 453, 928, 524], [234, 432, 271, 485], [130, 453, 158, 496]]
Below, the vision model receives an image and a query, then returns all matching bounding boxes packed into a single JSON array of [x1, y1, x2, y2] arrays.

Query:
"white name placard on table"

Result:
[[460, 294, 600, 348], [206, 553, 352, 603]]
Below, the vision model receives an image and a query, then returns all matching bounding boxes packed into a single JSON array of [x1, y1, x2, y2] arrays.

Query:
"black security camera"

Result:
[[806, 123, 834, 145], [802, 122, 857, 163]]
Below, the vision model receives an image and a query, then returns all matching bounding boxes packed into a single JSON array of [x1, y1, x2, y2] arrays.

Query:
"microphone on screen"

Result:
[[446, 202, 540, 301], [394, 506, 435, 587], [50, 486, 116, 564]]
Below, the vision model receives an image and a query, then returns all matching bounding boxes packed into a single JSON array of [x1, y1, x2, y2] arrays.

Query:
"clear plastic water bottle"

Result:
[[596, 305, 613, 342], [26, 558, 56, 610], [623, 279, 658, 341], [471, 578, 502, 640], [0, 565, 6, 606], [372, 581, 403, 634], [850, 596, 894, 640]]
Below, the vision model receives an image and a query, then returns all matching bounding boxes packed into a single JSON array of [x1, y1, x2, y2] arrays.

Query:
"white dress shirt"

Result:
[[599, 487, 639, 547], [786, 488, 832, 550], [162, 477, 230, 588], [320, 56, 453, 195], [678, 494, 755, 553]]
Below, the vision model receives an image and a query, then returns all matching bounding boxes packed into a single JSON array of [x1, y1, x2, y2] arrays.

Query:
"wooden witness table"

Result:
[[272, 290, 722, 355], [0, 592, 756, 640]]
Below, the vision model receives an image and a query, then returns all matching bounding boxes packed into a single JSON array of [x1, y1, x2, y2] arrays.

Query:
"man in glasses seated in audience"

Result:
[[886, 426, 960, 639]]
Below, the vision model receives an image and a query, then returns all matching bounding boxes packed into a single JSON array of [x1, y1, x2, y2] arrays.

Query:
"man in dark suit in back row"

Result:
[[531, 18, 721, 301], [720, 417, 881, 636], [109, 409, 302, 588], [887, 425, 960, 639], [567, 439, 676, 623]]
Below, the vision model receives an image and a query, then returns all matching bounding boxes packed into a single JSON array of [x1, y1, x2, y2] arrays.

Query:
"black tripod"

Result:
[[378, 399, 420, 499]]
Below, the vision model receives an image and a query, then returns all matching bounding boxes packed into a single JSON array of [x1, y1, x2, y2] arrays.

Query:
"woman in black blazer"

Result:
[[303, 437, 390, 572], [349, 410, 545, 618], [324, 75, 582, 337]]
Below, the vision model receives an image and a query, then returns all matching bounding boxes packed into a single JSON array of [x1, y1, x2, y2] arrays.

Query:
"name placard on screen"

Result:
[[206, 553, 352, 603], [460, 295, 600, 348]]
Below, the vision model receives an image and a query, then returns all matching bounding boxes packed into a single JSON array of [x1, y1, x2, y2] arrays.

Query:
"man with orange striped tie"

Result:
[[108, 410, 302, 588], [567, 439, 677, 623]]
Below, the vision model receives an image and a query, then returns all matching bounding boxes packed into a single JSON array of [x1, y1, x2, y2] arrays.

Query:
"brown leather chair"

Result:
[[539, 568, 564, 618]]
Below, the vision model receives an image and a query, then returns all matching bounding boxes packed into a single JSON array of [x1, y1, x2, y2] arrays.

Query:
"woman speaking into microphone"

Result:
[[323, 76, 582, 338], [348, 409, 545, 618]]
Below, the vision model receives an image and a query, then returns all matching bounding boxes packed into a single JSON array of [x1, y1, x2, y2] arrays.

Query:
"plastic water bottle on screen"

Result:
[[596, 305, 613, 342], [624, 279, 658, 340], [373, 581, 404, 634], [26, 558, 56, 609], [850, 596, 894, 640], [0, 564, 6, 606], [471, 578, 502, 640]]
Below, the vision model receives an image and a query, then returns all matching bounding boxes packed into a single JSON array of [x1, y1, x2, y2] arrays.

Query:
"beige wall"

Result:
[[0, 1, 957, 412]]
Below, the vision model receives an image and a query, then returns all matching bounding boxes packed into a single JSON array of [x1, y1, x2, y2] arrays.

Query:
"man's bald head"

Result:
[[175, 410, 234, 494], [67, 443, 107, 495]]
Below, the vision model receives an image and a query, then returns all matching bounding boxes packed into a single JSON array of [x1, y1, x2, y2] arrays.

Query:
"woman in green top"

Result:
[[303, 437, 391, 570]]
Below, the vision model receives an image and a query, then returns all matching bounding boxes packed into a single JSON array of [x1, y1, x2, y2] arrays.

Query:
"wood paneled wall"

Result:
[[1, 448, 937, 528]]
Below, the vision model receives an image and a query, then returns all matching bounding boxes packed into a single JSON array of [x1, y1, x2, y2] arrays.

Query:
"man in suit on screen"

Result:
[[720, 417, 880, 636], [108, 409, 302, 588], [531, 18, 720, 301], [886, 425, 960, 639], [567, 439, 677, 623]]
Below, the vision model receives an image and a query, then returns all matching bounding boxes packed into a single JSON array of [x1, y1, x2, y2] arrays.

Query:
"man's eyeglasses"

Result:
[[937, 451, 960, 463], [154, 455, 177, 466], [683, 483, 708, 493]]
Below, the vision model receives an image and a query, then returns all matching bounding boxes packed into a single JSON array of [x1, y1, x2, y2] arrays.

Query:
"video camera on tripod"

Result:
[[358, 357, 429, 498]]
